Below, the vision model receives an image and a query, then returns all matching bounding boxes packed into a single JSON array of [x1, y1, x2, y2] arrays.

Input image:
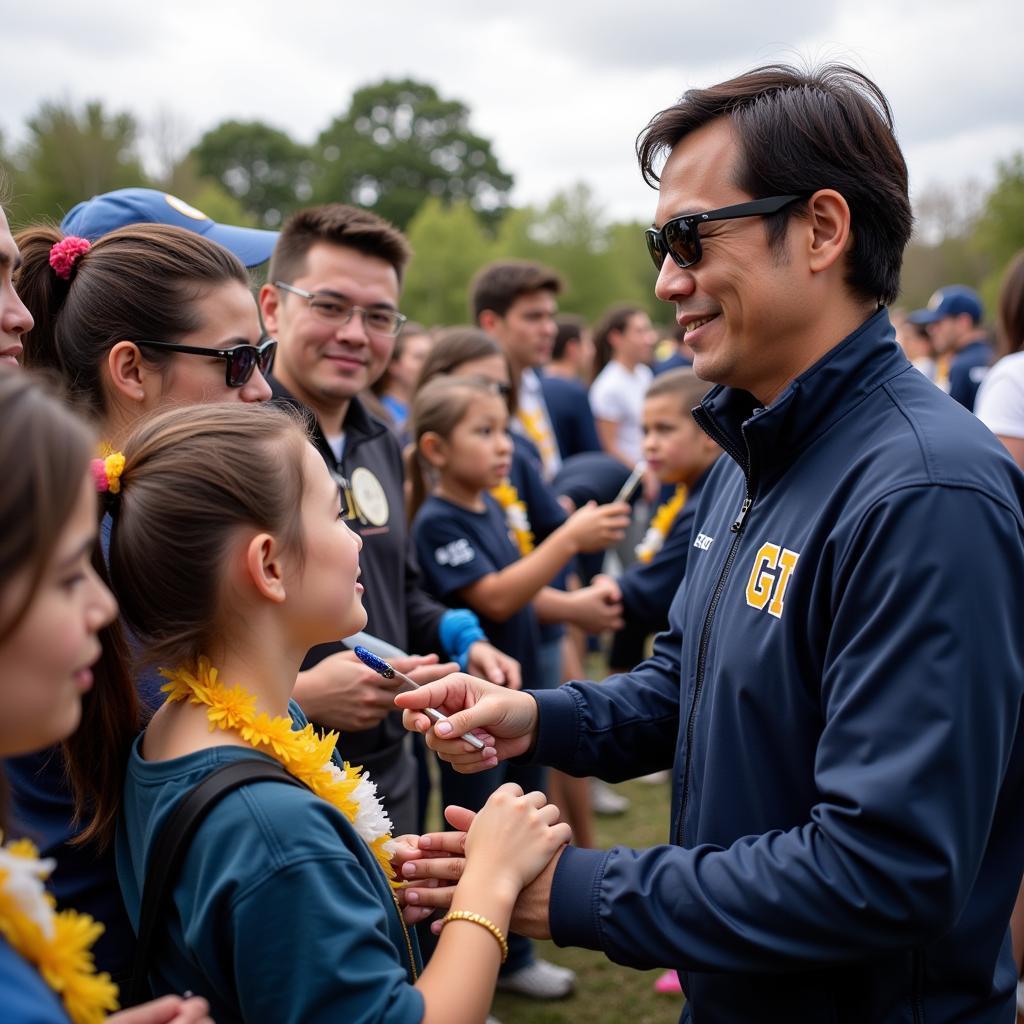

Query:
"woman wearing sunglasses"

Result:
[[5, 221, 273, 984], [14, 223, 273, 441]]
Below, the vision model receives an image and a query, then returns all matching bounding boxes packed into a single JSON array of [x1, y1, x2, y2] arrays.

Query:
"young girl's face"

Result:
[[642, 393, 709, 486], [0, 471, 117, 758], [287, 442, 367, 647], [440, 393, 514, 492]]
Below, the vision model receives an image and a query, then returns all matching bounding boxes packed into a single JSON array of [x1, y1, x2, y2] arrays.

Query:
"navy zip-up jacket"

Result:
[[531, 310, 1024, 1022]]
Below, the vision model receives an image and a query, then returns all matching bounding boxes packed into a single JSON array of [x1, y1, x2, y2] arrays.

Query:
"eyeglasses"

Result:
[[274, 281, 407, 338], [134, 336, 277, 387], [645, 195, 805, 271]]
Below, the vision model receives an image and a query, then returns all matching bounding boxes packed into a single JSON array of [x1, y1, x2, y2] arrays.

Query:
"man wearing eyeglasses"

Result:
[[400, 64, 1024, 1023], [258, 204, 520, 843]]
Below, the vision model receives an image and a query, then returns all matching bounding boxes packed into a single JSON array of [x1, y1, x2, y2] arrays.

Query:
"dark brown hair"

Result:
[[470, 260, 562, 321], [636, 63, 912, 306], [406, 375, 506, 521], [109, 402, 309, 669], [592, 305, 645, 380], [269, 203, 412, 286], [552, 314, 585, 362], [0, 372, 138, 847], [416, 326, 517, 416], [645, 366, 712, 413], [996, 251, 1024, 358], [371, 320, 429, 398], [14, 223, 249, 416]]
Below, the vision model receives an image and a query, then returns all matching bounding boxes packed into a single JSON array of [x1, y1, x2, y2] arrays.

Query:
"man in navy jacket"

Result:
[[400, 64, 1024, 1022]]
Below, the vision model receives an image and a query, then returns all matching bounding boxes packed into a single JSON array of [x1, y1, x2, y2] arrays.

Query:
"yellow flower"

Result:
[[204, 682, 258, 732], [490, 480, 535, 555], [636, 485, 687, 564]]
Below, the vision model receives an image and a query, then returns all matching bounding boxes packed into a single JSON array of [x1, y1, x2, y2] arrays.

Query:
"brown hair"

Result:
[[406, 374, 506, 521], [0, 372, 138, 847], [592, 304, 645, 380], [108, 402, 309, 669], [645, 366, 713, 414], [996, 251, 1024, 358], [371, 320, 429, 398], [269, 203, 412, 286], [415, 326, 517, 415], [552, 315, 585, 362], [470, 260, 562, 321], [636, 63, 912, 306], [14, 223, 248, 416]]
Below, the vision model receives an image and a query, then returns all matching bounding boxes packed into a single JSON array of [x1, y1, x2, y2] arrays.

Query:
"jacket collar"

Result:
[[693, 308, 910, 489], [268, 375, 388, 468]]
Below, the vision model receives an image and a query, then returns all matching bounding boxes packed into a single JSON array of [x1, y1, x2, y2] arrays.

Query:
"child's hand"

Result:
[[463, 784, 572, 892], [564, 500, 631, 553], [393, 830, 468, 924], [566, 583, 624, 633]]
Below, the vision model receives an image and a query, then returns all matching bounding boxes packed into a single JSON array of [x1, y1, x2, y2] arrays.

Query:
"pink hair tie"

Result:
[[91, 452, 125, 495], [49, 236, 92, 280]]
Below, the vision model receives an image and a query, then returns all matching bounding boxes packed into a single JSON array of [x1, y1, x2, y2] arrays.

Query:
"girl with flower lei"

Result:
[[105, 401, 571, 1024], [0, 369, 210, 1023]]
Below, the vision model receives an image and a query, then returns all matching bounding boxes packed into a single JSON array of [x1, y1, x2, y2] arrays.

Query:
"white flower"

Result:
[[0, 846, 57, 939], [350, 769, 394, 845], [636, 526, 666, 560]]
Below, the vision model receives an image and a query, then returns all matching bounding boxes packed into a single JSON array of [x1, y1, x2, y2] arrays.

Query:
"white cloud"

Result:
[[2, 0, 1021, 221]]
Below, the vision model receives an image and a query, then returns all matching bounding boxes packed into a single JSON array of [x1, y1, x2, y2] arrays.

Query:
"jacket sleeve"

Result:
[[550, 483, 1024, 971], [529, 584, 685, 781]]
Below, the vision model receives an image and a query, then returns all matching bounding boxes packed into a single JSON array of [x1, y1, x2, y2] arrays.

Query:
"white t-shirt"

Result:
[[589, 360, 653, 464], [974, 351, 1024, 439]]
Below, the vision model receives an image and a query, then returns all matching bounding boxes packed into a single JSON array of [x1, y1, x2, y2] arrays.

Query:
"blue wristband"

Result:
[[438, 608, 486, 670]]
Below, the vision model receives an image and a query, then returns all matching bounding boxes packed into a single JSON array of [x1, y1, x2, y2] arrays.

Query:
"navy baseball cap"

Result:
[[60, 188, 279, 268], [907, 285, 983, 326]]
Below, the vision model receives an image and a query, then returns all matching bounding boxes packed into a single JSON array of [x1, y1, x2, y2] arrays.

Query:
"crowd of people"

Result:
[[1, 59, 1024, 1024]]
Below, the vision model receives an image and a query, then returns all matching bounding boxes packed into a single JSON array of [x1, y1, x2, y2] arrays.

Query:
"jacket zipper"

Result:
[[911, 948, 924, 1024], [674, 483, 753, 847]]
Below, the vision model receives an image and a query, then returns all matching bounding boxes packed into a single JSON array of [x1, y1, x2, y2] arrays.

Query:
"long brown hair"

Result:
[[416, 326, 517, 415], [996, 251, 1024, 358], [108, 402, 309, 670], [592, 304, 643, 381], [0, 372, 138, 846], [14, 223, 248, 416], [406, 375, 504, 521]]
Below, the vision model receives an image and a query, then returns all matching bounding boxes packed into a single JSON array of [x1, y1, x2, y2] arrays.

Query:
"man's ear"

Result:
[[419, 431, 447, 470], [804, 189, 852, 276], [478, 309, 500, 334], [259, 282, 281, 336], [106, 341, 150, 405], [244, 532, 287, 604]]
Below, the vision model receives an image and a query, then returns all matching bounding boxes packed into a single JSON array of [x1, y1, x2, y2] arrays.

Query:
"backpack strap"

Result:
[[126, 759, 306, 1007]]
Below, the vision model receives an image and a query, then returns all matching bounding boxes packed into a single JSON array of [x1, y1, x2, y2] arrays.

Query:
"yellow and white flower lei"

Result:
[[491, 480, 535, 555], [635, 484, 688, 564], [0, 835, 119, 1023], [159, 658, 398, 883]]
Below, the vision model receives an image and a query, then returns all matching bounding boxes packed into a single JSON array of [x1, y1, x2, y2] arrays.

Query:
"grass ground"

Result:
[[489, 775, 683, 1024]]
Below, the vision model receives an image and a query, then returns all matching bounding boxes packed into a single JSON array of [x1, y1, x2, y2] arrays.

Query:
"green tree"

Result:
[[403, 198, 494, 326], [8, 100, 148, 225], [314, 79, 513, 229], [192, 120, 313, 228], [972, 152, 1024, 310]]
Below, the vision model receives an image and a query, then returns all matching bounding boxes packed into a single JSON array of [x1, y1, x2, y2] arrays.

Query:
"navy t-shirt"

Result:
[[412, 494, 543, 687], [949, 339, 992, 411], [540, 374, 602, 459]]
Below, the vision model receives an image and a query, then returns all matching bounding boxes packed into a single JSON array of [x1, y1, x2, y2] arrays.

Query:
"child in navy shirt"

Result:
[[408, 375, 628, 987], [607, 368, 722, 673]]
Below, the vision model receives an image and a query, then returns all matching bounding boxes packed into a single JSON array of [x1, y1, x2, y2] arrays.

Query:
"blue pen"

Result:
[[353, 646, 486, 752]]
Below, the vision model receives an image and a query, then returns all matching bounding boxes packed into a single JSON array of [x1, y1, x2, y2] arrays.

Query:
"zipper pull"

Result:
[[730, 497, 752, 533]]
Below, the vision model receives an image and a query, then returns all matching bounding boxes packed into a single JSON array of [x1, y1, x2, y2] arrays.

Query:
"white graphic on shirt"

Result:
[[693, 532, 715, 551], [435, 538, 475, 568]]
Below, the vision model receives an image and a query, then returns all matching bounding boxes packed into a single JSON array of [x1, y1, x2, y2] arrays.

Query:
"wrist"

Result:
[[457, 863, 519, 915]]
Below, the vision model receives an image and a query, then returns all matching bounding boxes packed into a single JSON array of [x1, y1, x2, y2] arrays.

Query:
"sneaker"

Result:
[[486, 1016, 503, 1024], [496, 958, 577, 999], [591, 779, 630, 816], [637, 770, 671, 785]]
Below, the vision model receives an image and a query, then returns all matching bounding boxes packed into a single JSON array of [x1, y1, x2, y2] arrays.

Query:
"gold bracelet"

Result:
[[440, 911, 509, 963]]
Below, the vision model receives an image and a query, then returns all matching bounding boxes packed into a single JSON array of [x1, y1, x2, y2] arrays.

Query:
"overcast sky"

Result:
[[5, 0, 1022, 224]]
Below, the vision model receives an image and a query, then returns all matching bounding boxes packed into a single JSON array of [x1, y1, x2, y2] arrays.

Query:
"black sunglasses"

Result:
[[134, 336, 277, 387], [645, 195, 805, 271]]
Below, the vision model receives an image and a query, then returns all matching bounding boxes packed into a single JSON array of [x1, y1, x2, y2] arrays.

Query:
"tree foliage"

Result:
[[314, 79, 513, 229], [194, 119, 314, 228], [6, 100, 147, 224]]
